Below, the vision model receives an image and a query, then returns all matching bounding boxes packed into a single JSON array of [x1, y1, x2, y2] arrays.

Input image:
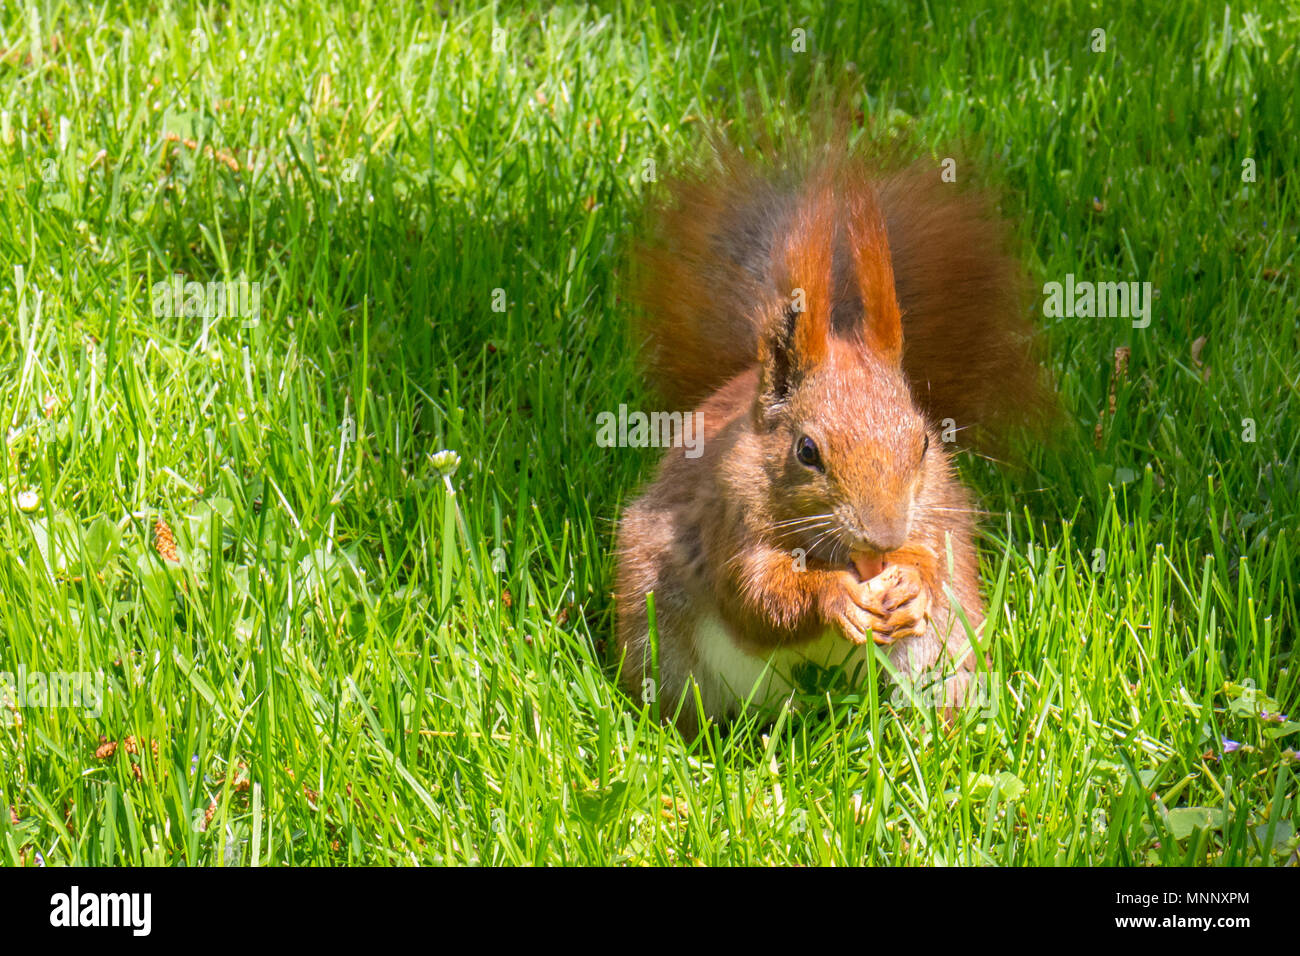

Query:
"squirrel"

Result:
[[613, 144, 1048, 735]]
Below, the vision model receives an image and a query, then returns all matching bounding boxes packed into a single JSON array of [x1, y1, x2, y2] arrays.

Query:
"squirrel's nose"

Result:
[[851, 514, 909, 555]]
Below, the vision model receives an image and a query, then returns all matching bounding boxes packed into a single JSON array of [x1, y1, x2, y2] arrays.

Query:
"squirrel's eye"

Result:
[[922, 433, 930, 457], [794, 435, 823, 471]]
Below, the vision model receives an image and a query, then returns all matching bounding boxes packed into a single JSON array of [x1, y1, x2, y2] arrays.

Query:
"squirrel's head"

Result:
[[754, 177, 934, 566]]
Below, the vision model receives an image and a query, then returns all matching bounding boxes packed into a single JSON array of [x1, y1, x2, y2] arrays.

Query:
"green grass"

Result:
[[0, 0, 1296, 865]]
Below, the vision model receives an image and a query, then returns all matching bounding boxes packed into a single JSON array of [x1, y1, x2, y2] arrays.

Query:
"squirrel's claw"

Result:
[[835, 602, 876, 646]]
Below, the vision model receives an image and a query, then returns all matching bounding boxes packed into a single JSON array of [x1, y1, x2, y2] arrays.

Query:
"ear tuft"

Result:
[[783, 182, 835, 369], [846, 182, 903, 364], [758, 180, 837, 405]]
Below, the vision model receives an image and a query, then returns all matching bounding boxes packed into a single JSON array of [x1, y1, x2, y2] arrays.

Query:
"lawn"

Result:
[[0, 0, 1296, 865]]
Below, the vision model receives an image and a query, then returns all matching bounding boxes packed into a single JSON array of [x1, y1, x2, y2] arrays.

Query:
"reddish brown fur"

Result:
[[845, 181, 903, 363], [616, 143, 1047, 734], [781, 179, 834, 369], [630, 147, 1051, 443]]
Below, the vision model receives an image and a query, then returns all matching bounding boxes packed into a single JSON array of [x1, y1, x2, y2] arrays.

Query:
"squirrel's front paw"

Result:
[[860, 564, 930, 645], [820, 571, 879, 646]]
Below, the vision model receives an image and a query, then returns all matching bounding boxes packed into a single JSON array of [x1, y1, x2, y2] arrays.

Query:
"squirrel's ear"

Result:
[[757, 300, 802, 405], [847, 185, 903, 365], [759, 186, 835, 404]]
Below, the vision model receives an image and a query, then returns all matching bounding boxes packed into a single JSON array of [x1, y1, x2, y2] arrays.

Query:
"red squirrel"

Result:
[[614, 144, 1047, 735]]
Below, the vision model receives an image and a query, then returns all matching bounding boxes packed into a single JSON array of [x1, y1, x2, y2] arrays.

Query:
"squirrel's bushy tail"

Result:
[[630, 144, 1051, 446]]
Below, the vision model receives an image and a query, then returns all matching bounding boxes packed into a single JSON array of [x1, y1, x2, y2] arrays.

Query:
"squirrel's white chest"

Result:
[[691, 609, 872, 716]]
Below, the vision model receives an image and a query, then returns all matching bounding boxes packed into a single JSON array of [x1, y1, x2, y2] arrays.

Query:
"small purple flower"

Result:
[[1221, 737, 1242, 753]]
